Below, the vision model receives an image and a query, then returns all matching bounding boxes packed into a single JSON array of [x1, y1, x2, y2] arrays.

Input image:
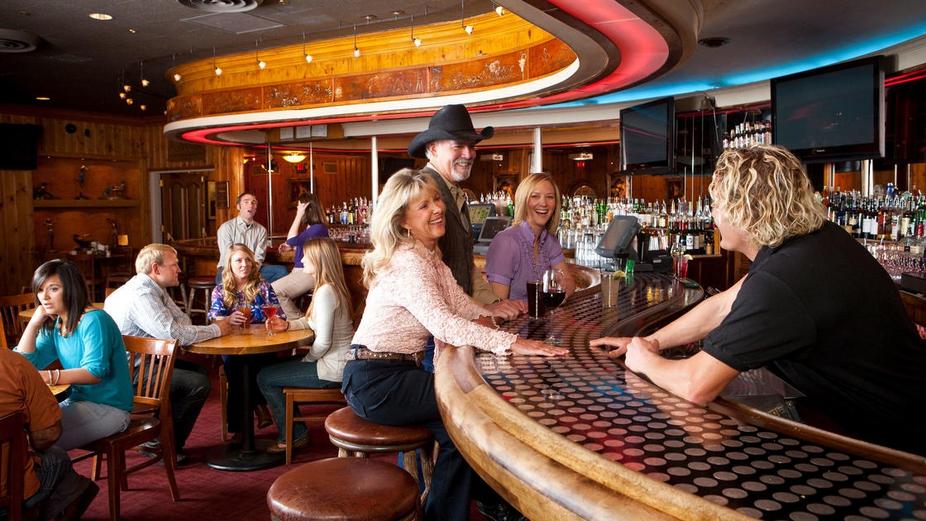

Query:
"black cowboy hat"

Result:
[[407, 104, 494, 158]]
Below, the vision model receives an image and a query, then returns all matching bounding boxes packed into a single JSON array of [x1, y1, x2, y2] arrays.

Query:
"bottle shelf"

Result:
[[33, 199, 139, 209]]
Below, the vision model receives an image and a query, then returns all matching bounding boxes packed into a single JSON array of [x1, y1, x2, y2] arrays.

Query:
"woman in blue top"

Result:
[[209, 243, 287, 435], [272, 193, 329, 318], [16, 260, 133, 449], [485, 173, 576, 302]]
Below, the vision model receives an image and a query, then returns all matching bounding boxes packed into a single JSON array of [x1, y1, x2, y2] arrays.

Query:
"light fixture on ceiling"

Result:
[[302, 32, 313, 63], [119, 92, 126, 99], [128, 28, 137, 34], [256, 39, 266, 70], [140, 104, 147, 111], [139, 60, 149, 87], [353, 25, 361, 58], [88, 12, 113, 21], [213, 46, 222, 76], [461, 0, 473, 34], [171, 54, 182, 82], [410, 15, 422, 47], [35, 96, 50, 101], [494, 3, 505, 16], [126, 98, 134, 105], [282, 152, 306, 163], [569, 152, 594, 161]]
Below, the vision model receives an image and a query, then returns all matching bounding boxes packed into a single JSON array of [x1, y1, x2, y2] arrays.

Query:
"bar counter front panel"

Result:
[[435, 273, 926, 521]]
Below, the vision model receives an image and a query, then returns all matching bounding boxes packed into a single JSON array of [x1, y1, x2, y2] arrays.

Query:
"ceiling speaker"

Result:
[[177, 0, 263, 13]]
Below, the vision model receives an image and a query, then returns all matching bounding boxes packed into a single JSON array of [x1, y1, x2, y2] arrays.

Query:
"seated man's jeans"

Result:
[[24, 446, 91, 519]]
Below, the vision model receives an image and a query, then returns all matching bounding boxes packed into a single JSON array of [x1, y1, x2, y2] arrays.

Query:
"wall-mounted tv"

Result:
[[620, 97, 675, 174], [771, 56, 885, 162], [0, 123, 42, 170]]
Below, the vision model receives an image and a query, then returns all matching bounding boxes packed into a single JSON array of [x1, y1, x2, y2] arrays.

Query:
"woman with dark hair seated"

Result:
[[272, 192, 330, 318], [16, 260, 133, 449], [343, 169, 568, 521]]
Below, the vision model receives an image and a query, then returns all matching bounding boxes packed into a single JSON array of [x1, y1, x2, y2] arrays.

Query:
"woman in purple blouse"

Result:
[[272, 193, 329, 318], [485, 173, 576, 301]]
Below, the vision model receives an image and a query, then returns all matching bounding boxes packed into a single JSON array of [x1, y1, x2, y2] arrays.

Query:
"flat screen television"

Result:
[[0, 123, 42, 170], [620, 97, 675, 174], [771, 56, 885, 162]]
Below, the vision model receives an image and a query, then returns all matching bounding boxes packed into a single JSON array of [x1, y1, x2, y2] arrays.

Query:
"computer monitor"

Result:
[[467, 203, 496, 238], [595, 216, 641, 260], [478, 216, 511, 243]]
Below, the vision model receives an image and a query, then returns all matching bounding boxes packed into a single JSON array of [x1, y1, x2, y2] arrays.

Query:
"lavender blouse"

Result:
[[485, 221, 565, 301]]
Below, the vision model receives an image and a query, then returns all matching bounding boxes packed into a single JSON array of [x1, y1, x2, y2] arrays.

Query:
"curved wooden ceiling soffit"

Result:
[[167, 0, 702, 145]]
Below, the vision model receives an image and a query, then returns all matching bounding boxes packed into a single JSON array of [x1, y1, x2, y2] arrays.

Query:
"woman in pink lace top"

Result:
[[343, 169, 567, 521]]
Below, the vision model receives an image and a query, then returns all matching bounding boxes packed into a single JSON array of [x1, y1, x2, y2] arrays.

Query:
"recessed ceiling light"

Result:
[[128, 28, 136, 34], [35, 96, 50, 101], [88, 12, 113, 21]]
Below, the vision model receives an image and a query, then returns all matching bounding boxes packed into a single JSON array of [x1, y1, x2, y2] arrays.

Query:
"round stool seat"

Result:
[[187, 275, 215, 289], [268, 458, 418, 521], [325, 407, 432, 451]]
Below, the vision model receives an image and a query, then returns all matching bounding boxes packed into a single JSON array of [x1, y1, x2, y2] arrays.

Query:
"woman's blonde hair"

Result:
[[710, 145, 825, 248], [221, 243, 262, 308], [362, 168, 441, 287], [512, 173, 561, 235], [302, 238, 352, 322]]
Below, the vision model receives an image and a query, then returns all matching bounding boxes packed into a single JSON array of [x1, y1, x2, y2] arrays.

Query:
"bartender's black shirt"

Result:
[[703, 221, 926, 454]]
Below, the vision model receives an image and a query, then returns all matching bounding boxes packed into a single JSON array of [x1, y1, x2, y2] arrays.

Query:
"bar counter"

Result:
[[435, 273, 926, 521]]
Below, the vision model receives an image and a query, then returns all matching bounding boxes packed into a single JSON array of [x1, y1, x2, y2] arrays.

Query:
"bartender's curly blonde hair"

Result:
[[362, 168, 443, 288], [710, 145, 824, 248]]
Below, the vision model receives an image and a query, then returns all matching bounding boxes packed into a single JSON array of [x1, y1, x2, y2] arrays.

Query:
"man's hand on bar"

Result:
[[485, 299, 526, 321]]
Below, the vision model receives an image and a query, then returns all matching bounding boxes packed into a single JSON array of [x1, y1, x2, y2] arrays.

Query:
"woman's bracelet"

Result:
[[53, 369, 61, 385]]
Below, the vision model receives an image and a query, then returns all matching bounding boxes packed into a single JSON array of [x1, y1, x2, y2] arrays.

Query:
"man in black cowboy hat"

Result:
[[409, 104, 524, 318]]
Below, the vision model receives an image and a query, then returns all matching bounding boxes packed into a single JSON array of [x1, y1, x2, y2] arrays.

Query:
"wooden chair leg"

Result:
[[419, 444, 436, 505], [285, 393, 295, 465], [402, 450, 421, 489], [91, 453, 102, 481], [337, 447, 349, 457], [161, 429, 181, 501], [107, 447, 122, 521]]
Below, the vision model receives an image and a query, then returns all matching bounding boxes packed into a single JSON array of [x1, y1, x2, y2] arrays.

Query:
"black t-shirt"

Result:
[[703, 221, 926, 454]]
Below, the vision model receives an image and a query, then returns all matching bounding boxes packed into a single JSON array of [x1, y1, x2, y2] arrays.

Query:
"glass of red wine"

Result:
[[261, 304, 280, 335], [542, 269, 567, 316]]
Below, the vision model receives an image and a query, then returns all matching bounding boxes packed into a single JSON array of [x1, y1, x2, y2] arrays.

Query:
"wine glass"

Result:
[[261, 304, 280, 335], [542, 268, 567, 317]]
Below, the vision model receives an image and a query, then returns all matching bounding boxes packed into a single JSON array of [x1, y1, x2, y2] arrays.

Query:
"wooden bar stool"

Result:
[[267, 457, 419, 521], [282, 387, 345, 464], [185, 276, 215, 323], [324, 407, 434, 503]]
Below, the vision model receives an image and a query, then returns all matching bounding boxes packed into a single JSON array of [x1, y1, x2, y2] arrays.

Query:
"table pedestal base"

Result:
[[206, 439, 283, 471]]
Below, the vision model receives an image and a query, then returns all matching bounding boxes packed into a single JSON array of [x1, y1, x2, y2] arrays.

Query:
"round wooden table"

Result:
[[18, 304, 104, 323], [188, 324, 314, 471]]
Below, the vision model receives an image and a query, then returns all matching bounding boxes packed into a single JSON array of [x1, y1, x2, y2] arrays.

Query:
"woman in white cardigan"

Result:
[[258, 238, 353, 452]]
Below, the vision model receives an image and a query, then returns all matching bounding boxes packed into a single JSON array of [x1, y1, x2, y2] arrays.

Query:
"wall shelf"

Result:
[[33, 199, 139, 208]]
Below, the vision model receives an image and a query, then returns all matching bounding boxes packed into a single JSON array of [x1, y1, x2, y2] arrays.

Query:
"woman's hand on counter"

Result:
[[510, 338, 569, 357]]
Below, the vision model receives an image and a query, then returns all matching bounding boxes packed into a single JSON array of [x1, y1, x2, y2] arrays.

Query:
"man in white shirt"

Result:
[[105, 244, 232, 462], [215, 192, 287, 284]]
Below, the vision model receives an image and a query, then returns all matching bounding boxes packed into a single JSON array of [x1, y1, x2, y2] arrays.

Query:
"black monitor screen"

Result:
[[478, 217, 510, 243], [467, 203, 494, 226], [772, 56, 884, 161], [620, 97, 675, 174]]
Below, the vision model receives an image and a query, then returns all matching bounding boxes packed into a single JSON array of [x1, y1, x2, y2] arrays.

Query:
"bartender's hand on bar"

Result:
[[510, 337, 569, 357], [485, 299, 526, 321], [624, 337, 660, 373], [589, 336, 633, 357]]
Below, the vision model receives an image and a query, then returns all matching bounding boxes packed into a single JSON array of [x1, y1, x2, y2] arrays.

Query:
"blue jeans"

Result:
[[257, 359, 339, 443], [56, 399, 130, 450]]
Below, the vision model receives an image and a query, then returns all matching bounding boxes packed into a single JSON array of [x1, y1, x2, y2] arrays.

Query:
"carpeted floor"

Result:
[[72, 361, 473, 521]]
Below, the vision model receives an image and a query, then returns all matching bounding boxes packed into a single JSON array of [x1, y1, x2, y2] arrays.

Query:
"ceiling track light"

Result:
[[495, 3, 505, 16], [410, 15, 422, 47], [353, 25, 360, 58], [255, 39, 266, 70], [213, 46, 222, 76], [461, 0, 474, 35], [139, 60, 149, 87], [171, 53, 182, 82], [302, 32, 313, 63]]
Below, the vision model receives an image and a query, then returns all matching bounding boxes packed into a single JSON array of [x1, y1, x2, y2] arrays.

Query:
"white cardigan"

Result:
[[288, 284, 354, 382]]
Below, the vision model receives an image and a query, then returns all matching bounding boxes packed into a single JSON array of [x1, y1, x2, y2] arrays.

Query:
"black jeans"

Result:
[[342, 359, 491, 521], [134, 359, 211, 451], [222, 353, 274, 433]]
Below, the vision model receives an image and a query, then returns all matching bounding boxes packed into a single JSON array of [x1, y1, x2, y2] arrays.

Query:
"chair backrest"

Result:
[[0, 411, 27, 519], [123, 336, 177, 415], [0, 293, 37, 349]]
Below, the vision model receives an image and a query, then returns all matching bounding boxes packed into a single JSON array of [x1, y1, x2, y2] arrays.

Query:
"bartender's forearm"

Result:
[[647, 276, 745, 350]]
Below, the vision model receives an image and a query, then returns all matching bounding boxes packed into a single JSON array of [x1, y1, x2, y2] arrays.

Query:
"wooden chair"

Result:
[[0, 292, 37, 349], [75, 336, 180, 521], [282, 388, 345, 464], [66, 253, 104, 301], [0, 411, 27, 521]]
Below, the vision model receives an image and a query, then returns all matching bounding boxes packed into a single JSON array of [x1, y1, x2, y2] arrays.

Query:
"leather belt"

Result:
[[346, 345, 425, 366]]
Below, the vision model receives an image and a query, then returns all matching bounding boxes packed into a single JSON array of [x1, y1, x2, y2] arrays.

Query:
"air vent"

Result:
[[0, 29, 41, 53], [178, 0, 263, 13]]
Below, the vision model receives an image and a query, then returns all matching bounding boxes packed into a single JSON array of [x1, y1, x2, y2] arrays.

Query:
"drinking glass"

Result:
[[542, 268, 567, 315], [261, 304, 280, 335], [237, 305, 252, 333]]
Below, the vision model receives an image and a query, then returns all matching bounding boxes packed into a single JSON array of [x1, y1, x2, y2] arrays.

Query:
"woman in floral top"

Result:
[[209, 243, 286, 435]]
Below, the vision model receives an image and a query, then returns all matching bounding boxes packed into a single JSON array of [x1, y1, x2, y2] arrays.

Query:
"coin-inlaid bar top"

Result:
[[435, 273, 926, 521]]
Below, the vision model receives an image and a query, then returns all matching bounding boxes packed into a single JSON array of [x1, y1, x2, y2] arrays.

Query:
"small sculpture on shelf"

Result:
[[75, 164, 89, 200], [106, 218, 119, 249], [33, 182, 58, 200], [45, 218, 54, 251], [102, 180, 127, 200], [73, 233, 93, 251]]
